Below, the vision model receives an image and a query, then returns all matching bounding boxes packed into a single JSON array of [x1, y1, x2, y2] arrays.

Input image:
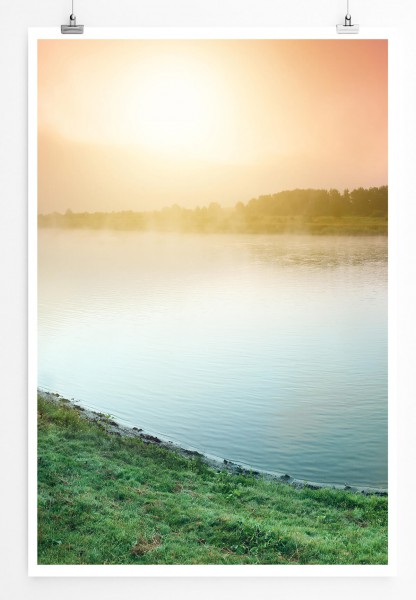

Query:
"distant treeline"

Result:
[[38, 186, 388, 235]]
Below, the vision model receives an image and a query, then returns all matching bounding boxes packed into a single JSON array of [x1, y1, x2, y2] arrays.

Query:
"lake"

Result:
[[38, 230, 387, 488]]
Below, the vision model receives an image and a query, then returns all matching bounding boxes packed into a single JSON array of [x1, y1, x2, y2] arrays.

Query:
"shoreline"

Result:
[[38, 225, 388, 236], [38, 389, 387, 496]]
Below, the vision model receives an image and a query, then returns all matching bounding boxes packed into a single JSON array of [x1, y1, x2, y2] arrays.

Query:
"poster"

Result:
[[28, 28, 393, 575]]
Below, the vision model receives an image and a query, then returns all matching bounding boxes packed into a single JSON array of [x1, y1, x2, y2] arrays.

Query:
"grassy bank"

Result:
[[38, 214, 387, 235], [38, 395, 388, 565]]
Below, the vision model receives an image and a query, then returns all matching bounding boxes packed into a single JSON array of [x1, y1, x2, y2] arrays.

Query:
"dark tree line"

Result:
[[244, 187, 387, 219], [38, 185, 387, 234]]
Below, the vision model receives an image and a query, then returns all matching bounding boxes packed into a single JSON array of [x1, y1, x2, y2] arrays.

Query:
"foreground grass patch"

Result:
[[37, 396, 387, 565]]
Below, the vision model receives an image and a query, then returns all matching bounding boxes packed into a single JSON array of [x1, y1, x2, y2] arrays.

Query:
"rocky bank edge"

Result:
[[38, 389, 387, 497]]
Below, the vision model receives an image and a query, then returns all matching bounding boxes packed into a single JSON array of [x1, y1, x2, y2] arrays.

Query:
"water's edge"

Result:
[[37, 389, 387, 496]]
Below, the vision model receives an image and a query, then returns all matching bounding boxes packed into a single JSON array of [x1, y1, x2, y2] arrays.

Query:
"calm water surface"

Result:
[[38, 231, 387, 487]]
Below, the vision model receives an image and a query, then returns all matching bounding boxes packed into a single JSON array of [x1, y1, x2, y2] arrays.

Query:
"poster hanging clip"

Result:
[[61, 1, 84, 34], [336, 0, 359, 33]]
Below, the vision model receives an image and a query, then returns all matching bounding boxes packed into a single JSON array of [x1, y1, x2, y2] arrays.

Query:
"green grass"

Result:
[[306, 216, 387, 235], [37, 395, 388, 565], [242, 216, 387, 235]]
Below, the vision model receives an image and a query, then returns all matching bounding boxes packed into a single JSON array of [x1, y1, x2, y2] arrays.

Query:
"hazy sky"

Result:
[[38, 39, 387, 213]]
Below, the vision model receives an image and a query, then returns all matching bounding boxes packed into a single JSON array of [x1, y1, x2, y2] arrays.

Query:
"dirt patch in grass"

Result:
[[131, 535, 161, 556]]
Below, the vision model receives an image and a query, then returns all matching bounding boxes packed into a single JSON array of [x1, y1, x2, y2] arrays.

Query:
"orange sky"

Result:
[[38, 39, 387, 213]]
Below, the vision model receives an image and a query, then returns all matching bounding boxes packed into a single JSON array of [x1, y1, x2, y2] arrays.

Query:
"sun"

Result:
[[128, 56, 226, 158]]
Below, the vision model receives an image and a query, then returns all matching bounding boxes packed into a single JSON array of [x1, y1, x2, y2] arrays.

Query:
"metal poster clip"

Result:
[[336, 1, 359, 34], [61, 1, 84, 34]]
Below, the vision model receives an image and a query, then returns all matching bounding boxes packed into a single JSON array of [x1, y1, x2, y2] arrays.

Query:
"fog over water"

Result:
[[38, 231, 387, 487]]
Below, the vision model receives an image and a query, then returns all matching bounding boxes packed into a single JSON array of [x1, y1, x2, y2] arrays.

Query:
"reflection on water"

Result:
[[38, 231, 387, 487]]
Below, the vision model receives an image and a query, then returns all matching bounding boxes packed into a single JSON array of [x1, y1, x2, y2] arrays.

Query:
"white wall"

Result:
[[1, 1, 416, 599]]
